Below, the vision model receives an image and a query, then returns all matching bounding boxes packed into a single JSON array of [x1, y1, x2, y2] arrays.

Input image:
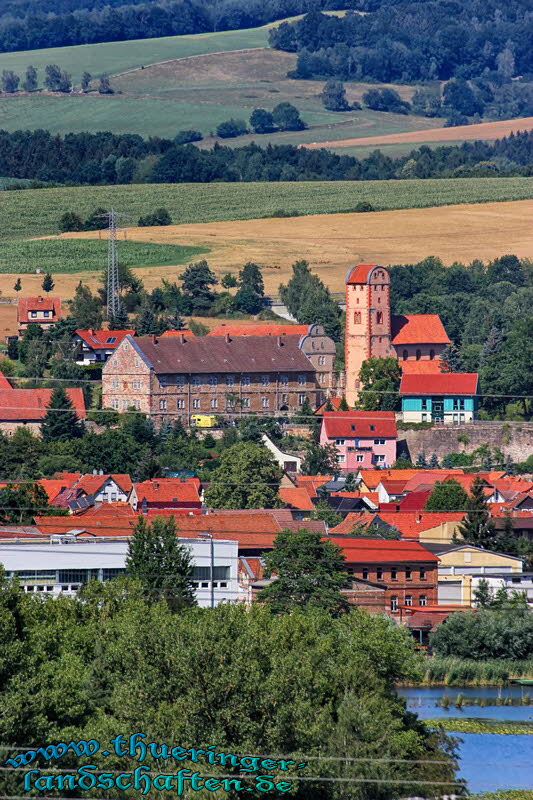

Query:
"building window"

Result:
[[402, 350, 408, 361], [377, 567, 383, 580], [280, 375, 289, 385], [281, 393, 288, 405], [318, 355, 325, 366], [405, 567, 411, 579], [242, 397, 250, 408], [30, 311, 37, 318], [298, 393, 305, 405], [159, 399, 167, 410], [376, 311, 383, 324], [261, 375, 269, 386], [121, 399, 128, 409], [177, 398, 185, 409], [374, 438, 385, 445], [354, 312, 362, 324], [391, 567, 397, 580], [416, 349, 421, 361], [111, 378, 119, 389], [422, 413, 427, 422], [298, 374, 306, 385], [111, 398, 119, 410], [429, 349, 435, 360], [336, 439, 345, 445], [208, 375, 218, 386], [420, 568, 426, 580], [43, 311, 50, 318], [192, 376, 201, 386], [356, 455, 364, 462], [390, 596, 398, 612], [226, 376, 235, 387], [176, 375, 185, 387], [362, 568, 368, 579], [375, 454, 385, 463], [337, 454, 345, 463], [210, 398, 218, 409], [369, 425, 375, 431], [419, 595, 427, 606], [159, 376, 167, 388], [421, 398, 429, 410], [133, 399, 140, 410], [241, 375, 250, 386], [133, 379, 141, 390], [262, 397, 269, 409], [405, 595, 412, 606], [192, 398, 200, 409], [453, 398, 466, 411]]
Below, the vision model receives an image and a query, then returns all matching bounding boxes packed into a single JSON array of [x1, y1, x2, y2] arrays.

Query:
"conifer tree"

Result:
[[339, 395, 349, 410], [457, 476, 496, 548], [107, 301, 129, 330], [41, 273, 54, 293], [40, 387, 84, 443], [126, 516, 196, 611], [13, 278, 21, 293]]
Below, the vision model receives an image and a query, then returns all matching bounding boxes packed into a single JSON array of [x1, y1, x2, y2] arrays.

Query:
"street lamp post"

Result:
[[198, 532, 215, 609]]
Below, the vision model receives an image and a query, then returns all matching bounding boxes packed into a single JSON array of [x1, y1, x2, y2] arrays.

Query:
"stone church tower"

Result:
[[345, 264, 395, 406]]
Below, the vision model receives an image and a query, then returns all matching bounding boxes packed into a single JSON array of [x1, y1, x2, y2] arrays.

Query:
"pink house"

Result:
[[320, 411, 397, 471]]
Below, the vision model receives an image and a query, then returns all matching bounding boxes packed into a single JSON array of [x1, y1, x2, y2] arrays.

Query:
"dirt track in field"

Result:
[[302, 117, 533, 150]]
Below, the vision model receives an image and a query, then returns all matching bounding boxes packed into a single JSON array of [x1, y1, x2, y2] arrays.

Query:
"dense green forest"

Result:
[[0, 0, 368, 53], [270, 1, 533, 82], [1, 128, 533, 185]]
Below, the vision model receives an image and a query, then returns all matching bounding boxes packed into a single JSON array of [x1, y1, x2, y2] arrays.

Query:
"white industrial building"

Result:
[[0, 536, 239, 608]]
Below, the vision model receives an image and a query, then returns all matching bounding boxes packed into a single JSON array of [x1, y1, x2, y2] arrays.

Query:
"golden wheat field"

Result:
[[1, 199, 532, 305]]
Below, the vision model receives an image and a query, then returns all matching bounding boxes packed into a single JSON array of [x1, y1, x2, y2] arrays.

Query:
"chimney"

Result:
[[88, 329, 93, 336], [277, 335, 284, 347], [225, 332, 231, 344], [180, 332, 186, 344], [152, 335, 158, 344]]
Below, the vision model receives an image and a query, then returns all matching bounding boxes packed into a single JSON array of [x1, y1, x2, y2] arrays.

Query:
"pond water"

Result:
[[398, 688, 533, 792]]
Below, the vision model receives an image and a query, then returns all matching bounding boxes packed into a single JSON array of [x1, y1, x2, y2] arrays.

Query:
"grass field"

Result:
[[2, 196, 531, 300], [0, 240, 208, 274], [3, 178, 533, 241]]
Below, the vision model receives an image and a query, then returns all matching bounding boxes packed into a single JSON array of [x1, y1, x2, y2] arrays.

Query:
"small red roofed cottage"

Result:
[[18, 296, 61, 336], [319, 411, 397, 471], [0, 388, 85, 435]]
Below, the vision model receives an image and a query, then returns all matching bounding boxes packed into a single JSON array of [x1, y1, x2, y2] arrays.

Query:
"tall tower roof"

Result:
[[345, 264, 387, 285]]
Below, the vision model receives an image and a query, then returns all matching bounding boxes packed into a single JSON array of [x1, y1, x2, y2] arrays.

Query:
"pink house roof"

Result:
[[400, 372, 478, 396], [18, 296, 61, 323], [75, 329, 135, 349], [0, 388, 86, 421], [392, 315, 450, 346], [322, 411, 397, 439]]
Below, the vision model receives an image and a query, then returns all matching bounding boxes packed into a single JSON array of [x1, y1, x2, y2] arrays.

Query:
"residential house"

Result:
[[327, 536, 439, 613], [400, 372, 479, 424], [73, 329, 135, 364], [261, 434, 302, 474], [102, 331, 336, 423], [421, 543, 523, 606], [0, 388, 86, 435], [133, 478, 202, 514], [17, 296, 61, 336], [344, 264, 450, 404], [330, 511, 465, 543], [319, 411, 397, 471]]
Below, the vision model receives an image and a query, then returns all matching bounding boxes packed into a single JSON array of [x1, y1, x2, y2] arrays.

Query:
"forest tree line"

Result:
[[1, 128, 533, 185], [270, 1, 533, 83], [0, 0, 373, 53]]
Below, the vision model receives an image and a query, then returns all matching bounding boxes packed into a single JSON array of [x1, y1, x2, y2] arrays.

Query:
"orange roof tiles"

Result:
[[279, 487, 316, 511], [400, 372, 478, 396], [18, 296, 61, 323], [328, 536, 439, 563], [330, 511, 464, 538], [0, 371, 11, 389], [74, 474, 132, 495], [39, 479, 69, 502], [400, 361, 444, 375], [75, 329, 135, 349], [357, 469, 432, 490], [322, 411, 397, 439], [207, 323, 310, 337], [345, 264, 380, 285], [0, 388, 86, 421], [391, 314, 450, 346], [134, 479, 201, 505], [294, 475, 333, 497], [314, 397, 343, 415]]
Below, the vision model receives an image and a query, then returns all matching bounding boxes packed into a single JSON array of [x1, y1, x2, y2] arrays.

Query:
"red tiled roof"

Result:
[[328, 536, 439, 563], [239, 557, 265, 581], [0, 388, 86, 421], [207, 324, 309, 337], [279, 487, 316, 511], [403, 472, 483, 493], [17, 296, 61, 323], [134, 479, 201, 505], [75, 329, 135, 349], [400, 372, 478, 396], [314, 397, 343, 415], [159, 330, 192, 338], [294, 475, 333, 497], [345, 264, 380, 285], [330, 510, 464, 538], [358, 469, 430, 489], [322, 411, 397, 439], [401, 361, 444, 375], [38, 479, 69, 502], [74, 474, 133, 496], [0, 371, 11, 389], [392, 314, 450, 346]]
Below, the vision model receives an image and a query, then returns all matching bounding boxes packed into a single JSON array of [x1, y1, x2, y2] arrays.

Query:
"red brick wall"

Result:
[[345, 561, 438, 613]]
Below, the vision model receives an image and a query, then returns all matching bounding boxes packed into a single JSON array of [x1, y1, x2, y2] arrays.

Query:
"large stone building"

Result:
[[102, 327, 336, 424], [344, 264, 450, 405]]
